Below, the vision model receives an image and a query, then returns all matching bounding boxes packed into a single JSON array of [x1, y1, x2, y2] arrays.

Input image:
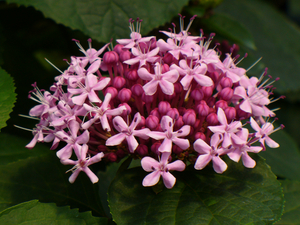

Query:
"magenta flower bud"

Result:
[[158, 101, 171, 115], [206, 96, 216, 107], [196, 100, 210, 117], [119, 50, 131, 62], [136, 144, 148, 156], [224, 106, 236, 121], [183, 109, 196, 126], [151, 141, 161, 155], [202, 86, 213, 98], [174, 116, 184, 130], [113, 76, 126, 89], [131, 84, 144, 97], [191, 87, 204, 101], [220, 77, 233, 88], [161, 64, 170, 73], [150, 108, 161, 119], [195, 132, 206, 141], [146, 115, 159, 130], [138, 42, 148, 53], [136, 116, 146, 129], [106, 152, 118, 162], [118, 88, 132, 102], [113, 44, 124, 55], [116, 149, 126, 159], [178, 107, 186, 116], [219, 87, 233, 101], [172, 145, 183, 155], [206, 112, 219, 125], [215, 100, 228, 110], [163, 52, 174, 65], [104, 87, 118, 99], [97, 145, 108, 152], [142, 93, 154, 103], [174, 82, 183, 94], [103, 51, 119, 65], [119, 103, 131, 116], [166, 108, 179, 120], [125, 69, 139, 81]]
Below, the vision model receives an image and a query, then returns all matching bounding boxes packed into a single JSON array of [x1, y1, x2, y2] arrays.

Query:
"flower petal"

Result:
[[142, 171, 161, 187]]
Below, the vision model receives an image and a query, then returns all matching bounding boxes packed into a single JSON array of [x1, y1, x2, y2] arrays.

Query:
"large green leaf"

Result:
[[215, 0, 300, 95], [0, 68, 16, 131], [108, 155, 284, 225], [0, 200, 108, 224], [7, 0, 189, 43], [259, 128, 300, 180], [0, 133, 49, 166], [0, 152, 106, 217], [275, 180, 300, 225]]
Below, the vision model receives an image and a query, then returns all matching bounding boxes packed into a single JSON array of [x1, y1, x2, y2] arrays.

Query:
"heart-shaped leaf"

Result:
[[0, 200, 108, 225], [7, 0, 189, 43], [108, 155, 284, 225], [0, 68, 16, 131]]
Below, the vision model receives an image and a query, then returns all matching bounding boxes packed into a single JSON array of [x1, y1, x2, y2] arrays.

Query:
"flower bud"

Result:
[[125, 69, 139, 81], [116, 149, 126, 159], [206, 96, 216, 107], [119, 103, 131, 116], [104, 87, 118, 99], [215, 100, 228, 110], [219, 87, 233, 101], [151, 141, 161, 155], [131, 84, 144, 97], [119, 50, 131, 62], [196, 100, 209, 117], [150, 108, 161, 119], [191, 87, 204, 101], [172, 145, 183, 155], [142, 93, 154, 103], [174, 116, 184, 130], [136, 144, 148, 156], [202, 86, 213, 97], [118, 88, 132, 102], [158, 101, 171, 115], [103, 51, 119, 65], [183, 109, 196, 126], [174, 82, 183, 94], [195, 132, 206, 141], [106, 152, 118, 162], [166, 108, 179, 120], [113, 76, 126, 89], [146, 115, 159, 130], [220, 77, 233, 88], [206, 112, 219, 125], [224, 107, 236, 121], [113, 44, 124, 55]]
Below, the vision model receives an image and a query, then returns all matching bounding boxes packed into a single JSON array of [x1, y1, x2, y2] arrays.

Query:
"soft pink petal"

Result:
[[167, 160, 186, 171], [265, 137, 279, 148], [141, 157, 160, 172], [159, 80, 174, 95], [82, 167, 99, 183], [106, 133, 126, 146], [142, 171, 161, 187], [193, 139, 211, 154], [137, 68, 154, 81], [180, 75, 194, 90], [159, 138, 172, 153], [212, 156, 228, 173], [193, 74, 213, 87], [143, 80, 159, 95], [227, 149, 242, 162], [112, 116, 128, 132], [241, 153, 256, 168], [162, 172, 176, 189], [172, 137, 190, 150], [240, 100, 252, 114], [148, 131, 166, 140], [194, 154, 212, 170], [126, 135, 139, 153], [163, 70, 179, 83], [175, 125, 190, 137], [69, 170, 81, 183], [72, 93, 88, 105]]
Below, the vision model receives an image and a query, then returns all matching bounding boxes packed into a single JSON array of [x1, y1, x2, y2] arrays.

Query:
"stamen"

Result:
[[246, 57, 262, 72], [18, 114, 40, 120], [44, 58, 63, 74], [14, 125, 34, 132]]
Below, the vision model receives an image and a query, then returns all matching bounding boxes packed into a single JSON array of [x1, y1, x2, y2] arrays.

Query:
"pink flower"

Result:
[[106, 112, 150, 152], [227, 128, 262, 168], [194, 133, 228, 173], [137, 62, 179, 95], [124, 47, 159, 68], [141, 152, 185, 189], [61, 144, 104, 183], [148, 115, 190, 153], [250, 117, 279, 148]]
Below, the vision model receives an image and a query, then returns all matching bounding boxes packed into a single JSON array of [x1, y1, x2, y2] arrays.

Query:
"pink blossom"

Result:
[[61, 144, 104, 183], [194, 133, 228, 173], [137, 62, 179, 95], [148, 115, 190, 153], [106, 112, 150, 152], [141, 152, 185, 189]]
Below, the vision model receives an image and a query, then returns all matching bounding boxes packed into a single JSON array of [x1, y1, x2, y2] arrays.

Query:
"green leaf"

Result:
[[215, 0, 300, 94], [275, 180, 300, 225], [7, 0, 189, 43], [108, 155, 284, 225], [259, 128, 300, 180], [0, 152, 106, 217], [0, 68, 16, 131], [0, 133, 49, 166], [0, 200, 108, 225], [201, 13, 256, 50]]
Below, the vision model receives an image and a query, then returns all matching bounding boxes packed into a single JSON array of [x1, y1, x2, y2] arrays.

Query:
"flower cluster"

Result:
[[22, 16, 283, 189]]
